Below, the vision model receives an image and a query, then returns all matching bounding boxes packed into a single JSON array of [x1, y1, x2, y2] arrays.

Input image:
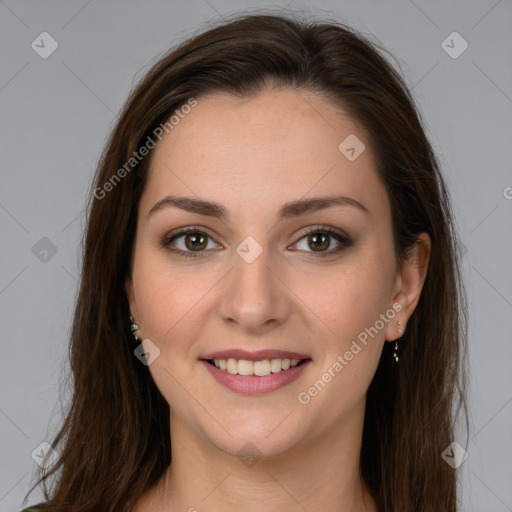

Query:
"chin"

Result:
[[198, 412, 307, 461]]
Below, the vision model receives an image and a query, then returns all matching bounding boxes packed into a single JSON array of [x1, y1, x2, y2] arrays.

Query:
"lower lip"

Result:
[[201, 359, 311, 395]]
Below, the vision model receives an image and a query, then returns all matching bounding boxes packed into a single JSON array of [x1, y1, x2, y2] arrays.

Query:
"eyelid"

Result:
[[161, 224, 352, 257], [288, 225, 352, 256], [160, 225, 222, 254], [293, 225, 349, 243]]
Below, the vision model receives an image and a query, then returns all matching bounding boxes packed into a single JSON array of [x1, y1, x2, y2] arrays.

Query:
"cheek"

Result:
[[298, 265, 393, 414], [306, 254, 394, 342], [132, 248, 223, 358], [131, 248, 192, 339], [299, 253, 396, 402]]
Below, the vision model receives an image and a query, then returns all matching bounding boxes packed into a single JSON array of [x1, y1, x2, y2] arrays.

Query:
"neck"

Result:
[[138, 400, 377, 512]]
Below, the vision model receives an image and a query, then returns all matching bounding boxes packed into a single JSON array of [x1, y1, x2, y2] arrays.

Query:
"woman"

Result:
[[22, 11, 468, 512]]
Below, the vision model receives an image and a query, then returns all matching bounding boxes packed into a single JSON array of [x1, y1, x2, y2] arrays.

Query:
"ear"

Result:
[[385, 232, 431, 341]]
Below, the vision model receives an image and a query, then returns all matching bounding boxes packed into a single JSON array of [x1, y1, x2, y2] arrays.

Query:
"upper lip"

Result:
[[201, 349, 310, 361]]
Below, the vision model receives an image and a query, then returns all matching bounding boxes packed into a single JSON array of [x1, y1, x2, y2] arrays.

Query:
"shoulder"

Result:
[[21, 503, 47, 512]]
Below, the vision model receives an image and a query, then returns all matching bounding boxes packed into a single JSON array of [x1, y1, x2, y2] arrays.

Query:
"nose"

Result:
[[217, 245, 292, 334]]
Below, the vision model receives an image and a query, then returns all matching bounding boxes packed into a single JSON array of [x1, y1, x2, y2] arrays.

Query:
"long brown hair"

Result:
[[25, 11, 468, 512]]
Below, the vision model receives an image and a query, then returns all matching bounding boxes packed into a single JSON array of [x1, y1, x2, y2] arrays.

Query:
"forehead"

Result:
[[139, 87, 388, 222]]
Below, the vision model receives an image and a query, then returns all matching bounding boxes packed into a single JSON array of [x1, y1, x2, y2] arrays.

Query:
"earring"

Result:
[[130, 315, 141, 341], [394, 321, 403, 364]]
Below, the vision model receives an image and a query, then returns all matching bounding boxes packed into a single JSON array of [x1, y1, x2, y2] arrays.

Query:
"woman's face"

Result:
[[126, 87, 411, 459]]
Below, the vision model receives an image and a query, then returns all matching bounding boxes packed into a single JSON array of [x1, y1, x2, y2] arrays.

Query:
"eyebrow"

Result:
[[147, 194, 369, 221]]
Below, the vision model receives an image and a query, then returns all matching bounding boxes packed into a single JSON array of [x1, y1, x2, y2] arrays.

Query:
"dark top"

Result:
[[21, 504, 46, 511]]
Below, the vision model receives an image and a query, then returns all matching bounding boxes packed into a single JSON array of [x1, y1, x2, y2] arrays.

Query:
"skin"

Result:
[[125, 87, 431, 512]]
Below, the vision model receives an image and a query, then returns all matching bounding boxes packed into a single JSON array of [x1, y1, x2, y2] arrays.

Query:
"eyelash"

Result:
[[160, 225, 352, 260]]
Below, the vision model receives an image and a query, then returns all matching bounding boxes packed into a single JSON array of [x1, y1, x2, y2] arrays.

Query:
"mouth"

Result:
[[200, 352, 312, 394], [204, 357, 311, 377]]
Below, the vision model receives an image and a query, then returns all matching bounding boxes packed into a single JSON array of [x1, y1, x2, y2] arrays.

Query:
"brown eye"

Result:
[[307, 232, 330, 252], [183, 232, 208, 251], [161, 225, 352, 260], [161, 228, 219, 259], [291, 226, 352, 257]]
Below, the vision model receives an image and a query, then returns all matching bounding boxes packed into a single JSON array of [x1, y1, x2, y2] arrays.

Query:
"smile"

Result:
[[201, 358, 312, 395], [207, 357, 305, 376]]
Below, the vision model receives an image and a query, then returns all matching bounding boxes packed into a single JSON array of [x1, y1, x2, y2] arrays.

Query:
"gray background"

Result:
[[1, 1, 511, 510]]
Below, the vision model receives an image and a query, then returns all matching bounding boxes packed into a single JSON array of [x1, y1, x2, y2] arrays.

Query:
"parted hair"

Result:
[[25, 11, 468, 512]]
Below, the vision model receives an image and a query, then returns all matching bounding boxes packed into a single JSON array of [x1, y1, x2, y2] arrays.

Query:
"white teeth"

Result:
[[227, 358, 238, 374], [211, 357, 303, 376], [270, 358, 282, 373], [238, 359, 253, 376], [253, 360, 271, 376]]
